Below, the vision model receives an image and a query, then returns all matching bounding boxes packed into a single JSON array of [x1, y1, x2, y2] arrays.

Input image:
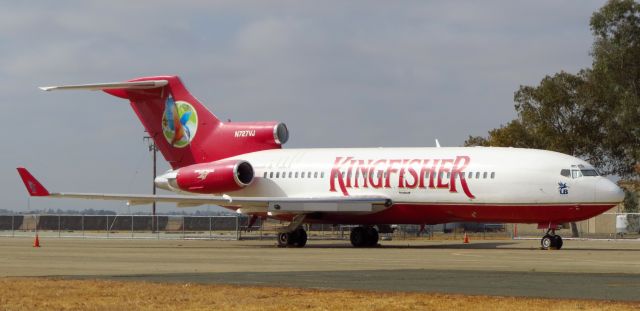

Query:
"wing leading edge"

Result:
[[16, 168, 391, 213]]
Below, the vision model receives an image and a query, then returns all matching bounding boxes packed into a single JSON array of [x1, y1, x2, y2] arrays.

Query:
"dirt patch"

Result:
[[0, 278, 638, 311]]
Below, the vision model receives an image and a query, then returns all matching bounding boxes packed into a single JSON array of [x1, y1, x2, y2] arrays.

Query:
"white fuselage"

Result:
[[215, 147, 620, 205]]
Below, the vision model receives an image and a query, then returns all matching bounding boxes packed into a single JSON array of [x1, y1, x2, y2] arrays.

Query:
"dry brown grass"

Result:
[[0, 278, 637, 311]]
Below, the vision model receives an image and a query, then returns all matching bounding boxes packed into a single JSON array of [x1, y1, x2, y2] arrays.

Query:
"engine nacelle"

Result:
[[156, 160, 254, 194], [214, 121, 289, 146]]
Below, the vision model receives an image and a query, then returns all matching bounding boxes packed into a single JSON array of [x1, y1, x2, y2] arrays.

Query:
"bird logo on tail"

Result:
[[162, 95, 198, 148]]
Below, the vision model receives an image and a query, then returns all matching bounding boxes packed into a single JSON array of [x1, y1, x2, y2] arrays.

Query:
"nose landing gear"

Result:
[[540, 228, 563, 250]]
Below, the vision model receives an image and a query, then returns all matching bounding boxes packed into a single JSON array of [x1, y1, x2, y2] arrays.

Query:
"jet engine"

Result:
[[155, 159, 254, 194]]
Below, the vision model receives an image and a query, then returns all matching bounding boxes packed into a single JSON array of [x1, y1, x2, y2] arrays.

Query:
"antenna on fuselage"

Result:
[[435, 139, 441, 148]]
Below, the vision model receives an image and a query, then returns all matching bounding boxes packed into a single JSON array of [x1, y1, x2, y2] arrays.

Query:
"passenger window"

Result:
[[475, 172, 480, 179], [468, 172, 473, 179], [483, 172, 487, 179], [314, 172, 318, 178], [301, 172, 304, 179], [308, 172, 312, 178], [282, 172, 286, 178], [560, 169, 570, 177], [269, 172, 274, 178], [276, 172, 280, 178], [321, 172, 325, 178], [263, 172, 267, 178], [490, 172, 495, 179], [288, 172, 292, 178], [295, 172, 299, 178]]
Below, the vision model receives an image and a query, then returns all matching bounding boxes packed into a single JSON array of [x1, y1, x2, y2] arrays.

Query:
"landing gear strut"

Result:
[[277, 227, 307, 248], [350, 226, 379, 247], [540, 229, 563, 250]]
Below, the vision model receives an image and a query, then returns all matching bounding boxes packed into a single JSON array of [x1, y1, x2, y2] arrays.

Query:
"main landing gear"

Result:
[[277, 214, 307, 248], [540, 229, 563, 250], [350, 226, 379, 247], [277, 227, 308, 248]]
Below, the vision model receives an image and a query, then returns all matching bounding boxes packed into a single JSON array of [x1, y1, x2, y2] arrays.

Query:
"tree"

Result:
[[468, 0, 640, 179]]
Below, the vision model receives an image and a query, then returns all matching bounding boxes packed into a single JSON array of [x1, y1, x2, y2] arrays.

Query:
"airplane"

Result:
[[17, 75, 625, 249]]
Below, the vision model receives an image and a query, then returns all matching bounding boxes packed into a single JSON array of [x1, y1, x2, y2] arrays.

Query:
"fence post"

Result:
[[106, 215, 110, 239], [182, 216, 185, 240], [82, 215, 85, 239], [157, 215, 160, 240], [235, 216, 240, 240], [11, 215, 14, 238], [131, 215, 134, 238], [58, 215, 61, 238], [209, 216, 212, 240]]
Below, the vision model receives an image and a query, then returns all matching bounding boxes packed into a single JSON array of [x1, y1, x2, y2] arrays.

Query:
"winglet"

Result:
[[16, 167, 50, 196]]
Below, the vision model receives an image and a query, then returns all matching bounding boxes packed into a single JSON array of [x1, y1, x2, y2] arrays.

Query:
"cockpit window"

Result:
[[581, 169, 599, 176], [560, 169, 570, 177], [571, 170, 582, 179]]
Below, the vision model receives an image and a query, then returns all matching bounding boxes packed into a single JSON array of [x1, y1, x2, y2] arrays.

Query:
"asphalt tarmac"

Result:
[[1, 237, 639, 301]]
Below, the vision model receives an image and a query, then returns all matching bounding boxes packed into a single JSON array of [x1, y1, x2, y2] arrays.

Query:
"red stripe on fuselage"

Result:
[[261, 203, 616, 225]]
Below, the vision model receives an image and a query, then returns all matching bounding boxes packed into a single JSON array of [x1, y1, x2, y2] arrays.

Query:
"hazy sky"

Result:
[[2, 1, 606, 213]]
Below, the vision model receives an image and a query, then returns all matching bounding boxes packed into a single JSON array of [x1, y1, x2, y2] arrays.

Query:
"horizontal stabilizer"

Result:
[[39, 80, 168, 91]]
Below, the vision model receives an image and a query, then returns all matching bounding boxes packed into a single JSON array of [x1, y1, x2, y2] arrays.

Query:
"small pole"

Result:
[[144, 136, 158, 233], [58, 215, 61, 238], [209, 216, 212, 239]]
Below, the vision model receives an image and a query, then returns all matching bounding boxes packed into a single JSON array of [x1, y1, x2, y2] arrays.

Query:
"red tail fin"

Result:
[[101, 76, 287, 169], [17, 167, 50, 196]]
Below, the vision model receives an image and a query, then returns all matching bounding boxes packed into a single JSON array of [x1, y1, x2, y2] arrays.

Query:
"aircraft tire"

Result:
[[553, 235, 563, 250], [541, 234, 552, 250], [277, 232, 290, 247], [350, 227, 367, 247], [365, 227, 379, 247], [293, 227, 307, 247]]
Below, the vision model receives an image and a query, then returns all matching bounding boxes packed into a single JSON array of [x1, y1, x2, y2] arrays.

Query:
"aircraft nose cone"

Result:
[[595, 179, 624, 203]]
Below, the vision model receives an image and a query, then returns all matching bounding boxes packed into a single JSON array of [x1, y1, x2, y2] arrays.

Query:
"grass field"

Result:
[[0, 278, 638, 311]]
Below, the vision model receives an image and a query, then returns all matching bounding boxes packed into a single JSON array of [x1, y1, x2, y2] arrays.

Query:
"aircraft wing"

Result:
[[17, 167, 391, 214]]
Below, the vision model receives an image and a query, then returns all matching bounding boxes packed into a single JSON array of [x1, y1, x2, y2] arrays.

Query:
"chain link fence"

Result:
[[1, 214, 638, 241]]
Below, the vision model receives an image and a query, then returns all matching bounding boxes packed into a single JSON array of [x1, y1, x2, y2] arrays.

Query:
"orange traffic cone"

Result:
[[463, 233, 469, 244], [33, 234, 40, 248]]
